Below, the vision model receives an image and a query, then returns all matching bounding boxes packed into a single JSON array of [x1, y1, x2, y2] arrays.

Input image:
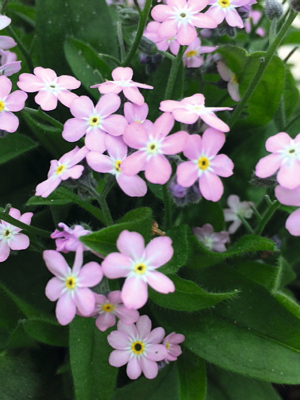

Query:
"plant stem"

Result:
[[23, 107, 63, 130], [96, 194, 114, 226], [269, 19, 277, 45], [98, 53, 121, 65], [0, 212, 51, 238], [163, 184, 172, 230], [133, 0, 142, 14], [164, 46, 185, 100], [157, 50, 175, 61], [284, 45, 298, 63], [250, 204, 262, 222], [255, 197, 280, 235], [238, 215, 254, 234], [6, 26, 34, 72], [122, 0, 153, 67], [117, 21, 126, 63], [229, 10, 297, 129], [1, 0, 9, 13]]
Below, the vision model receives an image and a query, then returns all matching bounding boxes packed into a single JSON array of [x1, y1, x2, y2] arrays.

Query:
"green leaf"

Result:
[[177, 352, 206, 400], [188, 234, 277, 269], [69, 317, 117, 400], [64, 37, 112, 97], [207, 366, 282, 400], [0, 134, 38, 165], [218, 46, 285, 127], [7, 3, 36, 27], [113, 364, 179, 400], [159, 225, 190, 274], [22, 318, 68, 347], [80, 207, 153, 256], [153, 265, 300, 384], [149, 275, 238, 312]]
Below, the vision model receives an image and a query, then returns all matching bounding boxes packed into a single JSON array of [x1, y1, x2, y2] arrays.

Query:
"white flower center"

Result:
[[114, 80, 134, 87], [173, 5, 194, 25], [0, 100, 5, 113], [55, 164, 66, 175]]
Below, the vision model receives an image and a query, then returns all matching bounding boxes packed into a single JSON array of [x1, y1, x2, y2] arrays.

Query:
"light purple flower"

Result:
[[0, 14, 11, 30], [44, 248, 103, 325], [0, 36, 16, 50], [0, 207, 33, 263], [160, 94, 232, 133], [124, 102, 153, 130], [107, 315, 167, 379], [205, 0, 250, 29], [177, 128, 234, 202], [183, 37, 217, 68], [92, 291, 139, 332], [143, 21, 180, 55], [51, 222, 91, 253], [87, 135, 147, 197], [35, 146, 89, 198], [163, 332, 185, 362], [0, 75, 27, 133], [0, 50, 21, 76], [91, 67, 153, 106], [102, 230, 175, 310], [217, 61, 240, 102], [193, 224, 229, 252], [17, 67, 80, 111], [275, 185, 300, 236], [224, 194, 253, 233], [62, 94, 128, 152], [121, 112, 188, 185]]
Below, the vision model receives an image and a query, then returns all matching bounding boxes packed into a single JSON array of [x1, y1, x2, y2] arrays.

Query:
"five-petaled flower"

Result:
[[183, 37, 217, 68], [163, 332, 185, 363], [193, 224, 229, 252], [205, 0, 250, 29]]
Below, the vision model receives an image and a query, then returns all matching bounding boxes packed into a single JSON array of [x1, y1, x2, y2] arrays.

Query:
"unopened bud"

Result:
[[139, 36, 158, 55], [250, 173, 277, 188], [237, 5, 250, 20], [290, 0, 300, 12], [118, 6, 139, 26], [265, 0, 283, 20]]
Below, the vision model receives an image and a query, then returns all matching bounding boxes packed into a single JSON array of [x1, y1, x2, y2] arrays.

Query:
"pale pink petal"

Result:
[[123, 87, 144, 106], [115, 305, 139, 324], [173, 108, 199, 124], [145, 155, 171, 184], [117, 320, 138, 338], [45, 277, 64, 301], [96, 313, 116, 332], [43, 250, 69, 278], [35, 90, 58, 111], [205, 6, 225, 24], [35, 177, 61, 198], [0, 36, 16, 50], [57, 90, 78, 108], [151, 5, 173, 21], [225, 8, 244, 28], [201, 128, 225, 156], [228, 81, 240, 102], [145, 344, 167, 361], [217, 62, 231, 82], [158, 19, 178, 40], [200, 172, 223, 201], [56, 293, 76, 325], [61, 165, 84, 180], [177, 23, 197, 45], [108, 291, 122, 304], [112, 67, 133, 81], [107, 330, 129, 349], [177, 162, 199, 187], [132, 81, 153, 90], [123, 122, 148, 149], [86, 152, 113, 173], [153, 112, 174, 137], [96, 93, 121, 116], [266, 132, 291, 152], [146, 327, 165, 344], [0, 241, 10, 262], [78, 262, 103, 287], [140, 357, 159, 379], [136, 315, 152, 339], [106, 135, 127, 160], [70, 95, 94, 118], [85, 129, 107, 152], [34, 67, 57, 81], [183, 134, 202, 160], [101, 114, 128, 136], [275, 185, 300, 207], [62, 118, 88, 142], [57, 75, 80, 90], [9, 233, 29, 250], [255, 154, 282, 178], [277, 162, 300, 189], [19, 212, 33, 225], [159, 100, 181, 113], [121, 151, 147, 176], [109, 350, 130, 367], [0, 15, 11, 30], [200, 112, 229, 132], [74, 288, 95, 316], [117, 230, 145, 260], [147, 271, 175, 293], [188, 0, 208, 11], [0, 111, 19, 133], [124, 102, 149, 124], [286, 209, 300, 236], [5, 91, 27, 112], [63, 145, 89, 167], [127, 358, 142, 380], [170, 40, 180, 55], [102, 253, 132, 278], [117, 174, 147, 197], [145, 236, 173, 267], [97, 82, 122, 94], [211, 154, 234, 177], [17, 73, 43, 93], [121, 277, 148, 309]]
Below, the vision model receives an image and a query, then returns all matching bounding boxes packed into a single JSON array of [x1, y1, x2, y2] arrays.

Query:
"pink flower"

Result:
[[183, 37, 217, 68], [87, 135, 147, 197], [255, 132, 300, 190], [121, 112, 188, 185], [160, 93, 232, 132], [62, 94, 128, 153], [51, 223, 91, 253], [35, 146, 89, 198], [163, 332, 185, 362], [107, 315, 167, 379], [193, 224, 229, 252], [0, 14, 11, 30], [0, 50, 21, 76], [91, 67, 153, 106], [102, 230, 175, 309], [205, 0, 250, 29], [245, 10, 265, 37], [17, 67, 80, 111], [44, 249, 103, 325], [143, 21, 180, 55], [124, 102, 153, 130], [151, 0, 217, 46], [0, 75, 27, 133], [217, 61, 240, 102], [275, 185, 300, 236], [177, 128, 234, 202], [224, 195, 253, 233], [0, 207, 33, 263], [92, 291, 139, 332]]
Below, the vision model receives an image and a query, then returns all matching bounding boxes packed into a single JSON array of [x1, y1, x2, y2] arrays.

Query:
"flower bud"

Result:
[[265, 0, 283, 20], [117, 6, 139, 26], [290, 0, 300, 12], [250, 173, 277, 188], [139, 36, 158, 56]]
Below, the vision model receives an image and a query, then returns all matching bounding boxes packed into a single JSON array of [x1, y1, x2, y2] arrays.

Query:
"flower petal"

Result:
[[78, 262, 103, 287], [145, 236, 173, 267], [121, 277, 148, 310], [199, 172, 223, 202], [102, 253, 132, 279], [109, 350, 130, 368], [56, 293, 76, 325], [45, 277, 64, 301], [43, 250, 69, 278], [146, 271, 175, 294], [117, 230, 145, 260]]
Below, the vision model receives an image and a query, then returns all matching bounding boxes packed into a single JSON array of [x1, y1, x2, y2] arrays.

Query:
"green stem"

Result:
[[164, 46, 185, 100], [122, 0, 153, 67], [1, 0, 9, 13], [229, 10, 297, 129], [250, 204, 262, 222], [157, 50, 175, 61], [98, 53, 121, 65], [284, 45, 298, 63], [255, 197, 280, 236], [284, 112, 300, 131], [163, 184, 172, 230], [6, 26, 34, 72], [269, 19, 277, 45], [96, 194, 114, 226], [23, 107, 63, 130], [0, 212, 51, 238], [117, 21, 126, 63], [133, 0, 142, 14], [238, 215, 254, 234]]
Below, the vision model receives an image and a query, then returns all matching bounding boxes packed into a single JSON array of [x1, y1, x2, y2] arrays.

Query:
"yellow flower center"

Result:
[[0, 100, 5, 112], [147, 143, 158, 154], [89, 116, 101, 127], [165, 341, 170, 350], [101, 303, 115, 313], [135, 119, 141, 124], [218, 0, 230, 7], [56, 165, 66, 175], [115, 160, 121, 172], [232, 74, 238, 85], [65, 276, 76, 290], [186, 50, 197, 58], [197, 157, 210, 170], [3, 229, 11, 237], [134, 263, 147, 275], [131, 341, 145, 355]]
